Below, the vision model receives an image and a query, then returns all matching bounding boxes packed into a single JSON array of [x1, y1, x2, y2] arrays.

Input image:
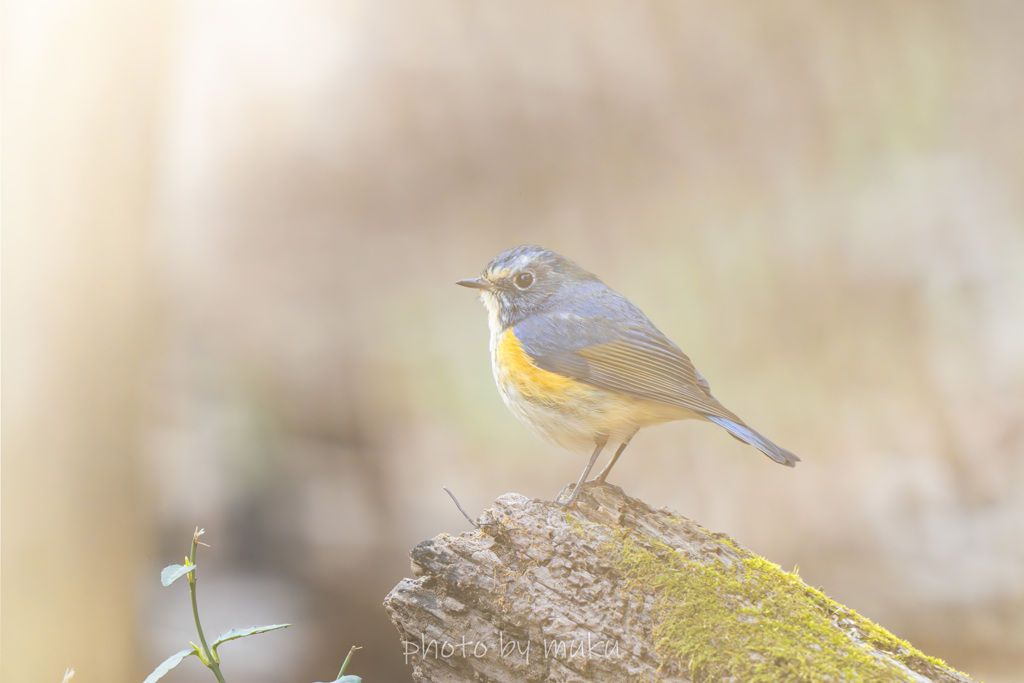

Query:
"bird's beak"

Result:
[[456, 277, 493, 290]]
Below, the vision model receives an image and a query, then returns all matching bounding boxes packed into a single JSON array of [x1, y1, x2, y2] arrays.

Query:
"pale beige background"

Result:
[[5, 2, 1024, 682]]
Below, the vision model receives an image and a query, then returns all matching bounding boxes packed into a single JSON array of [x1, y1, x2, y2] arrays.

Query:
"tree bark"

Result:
[[385, 483, 975, 682]]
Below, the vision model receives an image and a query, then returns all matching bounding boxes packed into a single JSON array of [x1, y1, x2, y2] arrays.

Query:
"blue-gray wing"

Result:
[[512, 293, 740, 422], [513, 292, 801, 467]]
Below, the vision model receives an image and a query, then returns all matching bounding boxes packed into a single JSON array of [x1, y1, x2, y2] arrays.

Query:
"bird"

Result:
[[457, 245, 798, 506]]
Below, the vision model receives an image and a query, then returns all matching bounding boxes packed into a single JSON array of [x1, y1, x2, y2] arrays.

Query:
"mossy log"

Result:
[[384, 484, 975, 682]]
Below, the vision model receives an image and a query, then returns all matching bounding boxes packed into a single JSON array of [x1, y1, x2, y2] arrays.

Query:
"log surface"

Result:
[[385, 484, 975, 682]]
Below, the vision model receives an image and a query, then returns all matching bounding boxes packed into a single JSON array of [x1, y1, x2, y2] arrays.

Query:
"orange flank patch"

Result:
[[496, 329, 581, 404]]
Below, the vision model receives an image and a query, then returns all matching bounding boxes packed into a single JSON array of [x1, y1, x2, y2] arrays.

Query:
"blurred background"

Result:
[[5, 1, 1024, 681]]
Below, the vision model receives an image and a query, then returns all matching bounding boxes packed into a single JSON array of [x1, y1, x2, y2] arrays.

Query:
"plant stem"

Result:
[[336, 645, 362, 678], [188, 528, 226, 683]]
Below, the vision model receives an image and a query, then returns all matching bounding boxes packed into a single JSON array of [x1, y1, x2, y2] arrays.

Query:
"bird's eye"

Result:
[[513, 271, 535, 290]]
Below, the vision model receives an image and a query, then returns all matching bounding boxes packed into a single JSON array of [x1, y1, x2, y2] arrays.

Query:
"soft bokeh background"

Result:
[[5, 1, 1024, 681]]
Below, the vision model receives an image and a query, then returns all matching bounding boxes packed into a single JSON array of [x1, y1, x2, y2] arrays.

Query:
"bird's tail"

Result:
[[704, 415, 800, 467]]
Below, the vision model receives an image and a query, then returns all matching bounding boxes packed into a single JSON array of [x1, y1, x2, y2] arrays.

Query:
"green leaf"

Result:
[[142, 648, 196, 683], [160, 563, 196, 586], [211, 623, 291, 655]]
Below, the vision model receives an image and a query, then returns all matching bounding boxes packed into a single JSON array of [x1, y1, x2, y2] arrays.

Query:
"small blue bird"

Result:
[[458, 245, 798, 506]]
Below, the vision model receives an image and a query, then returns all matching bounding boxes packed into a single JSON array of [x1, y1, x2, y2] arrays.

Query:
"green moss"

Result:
[[856, 611, 955, 673], [564, 510, 602, 537], [610, 529, 956, 682]]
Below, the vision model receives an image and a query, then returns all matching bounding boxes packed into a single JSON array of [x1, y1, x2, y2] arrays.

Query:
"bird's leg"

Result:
[[592, 429, 637, 484], [558, 436, 608, 507]]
